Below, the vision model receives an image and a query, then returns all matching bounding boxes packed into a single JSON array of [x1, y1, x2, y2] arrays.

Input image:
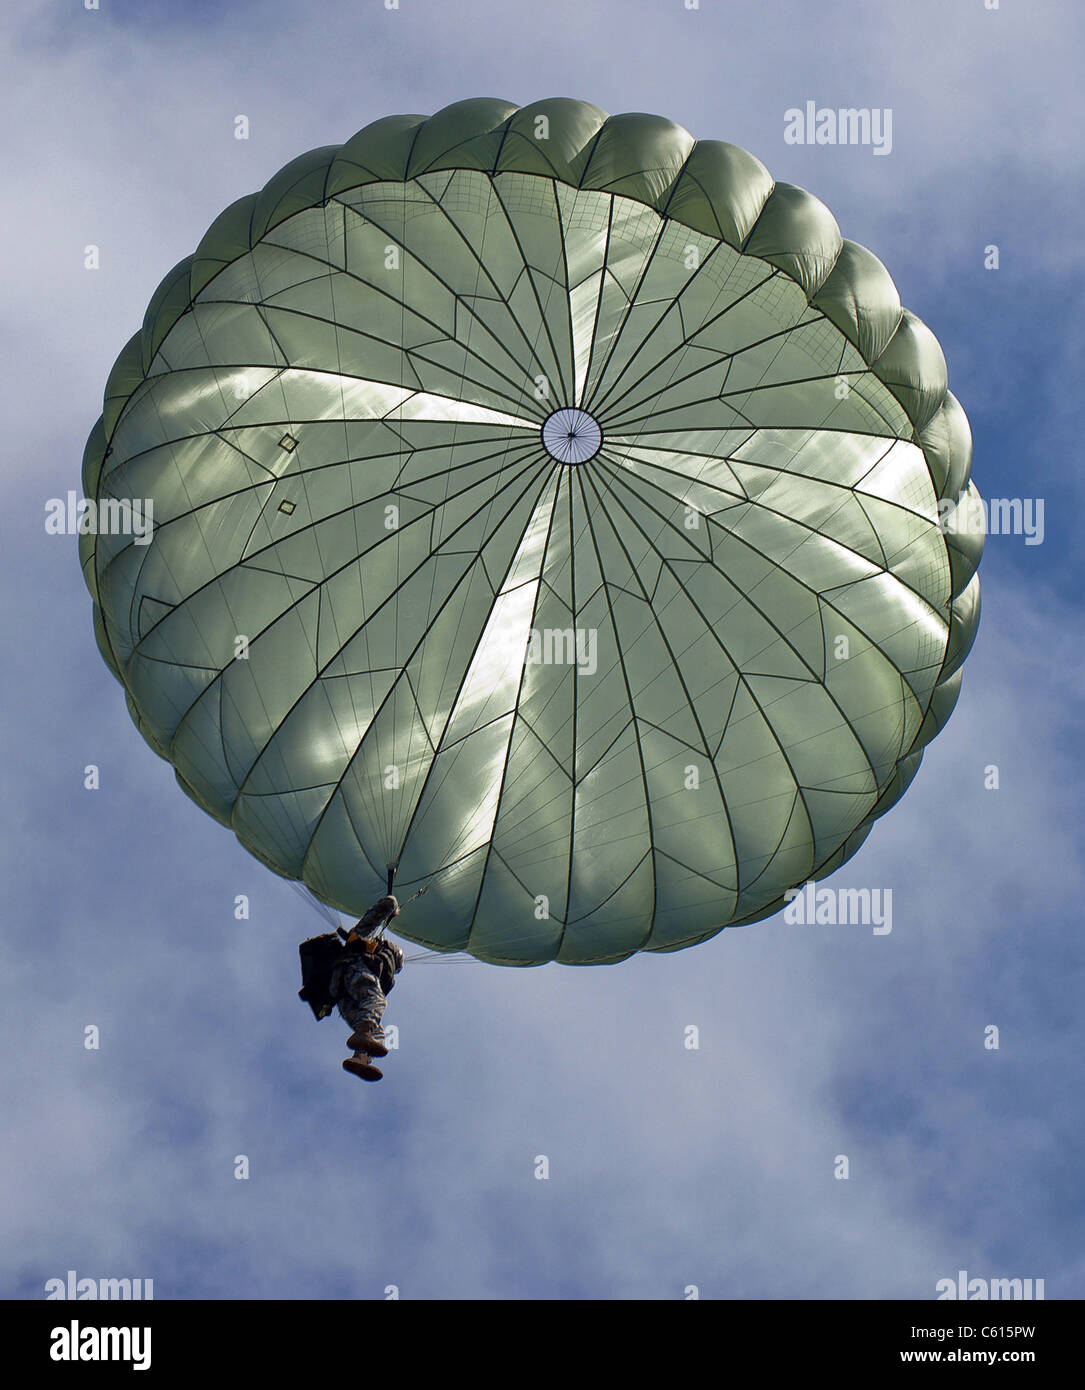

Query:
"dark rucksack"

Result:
[[298, 933, 345, 1020]]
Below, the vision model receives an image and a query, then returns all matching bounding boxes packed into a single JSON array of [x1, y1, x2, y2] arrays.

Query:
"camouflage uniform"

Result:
[[331, 956, 388, 1054], [330, 936, 403, 1058]]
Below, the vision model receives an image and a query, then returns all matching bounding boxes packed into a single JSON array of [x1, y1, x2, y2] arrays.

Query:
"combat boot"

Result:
[[343, 1056, 383, 1082], [347, 1028, 388, 1057]]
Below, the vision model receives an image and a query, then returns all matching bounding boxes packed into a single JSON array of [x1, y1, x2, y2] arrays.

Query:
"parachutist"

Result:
[[297, 896, 404, 1083], [333, 896, 404, 1082]]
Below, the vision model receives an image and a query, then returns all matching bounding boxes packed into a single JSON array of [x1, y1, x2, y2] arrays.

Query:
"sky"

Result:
[[2, 0, 1083, 1300]]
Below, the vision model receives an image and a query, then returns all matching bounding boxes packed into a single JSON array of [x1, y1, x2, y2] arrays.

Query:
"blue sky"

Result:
[[2, 0, 1082, 1299]]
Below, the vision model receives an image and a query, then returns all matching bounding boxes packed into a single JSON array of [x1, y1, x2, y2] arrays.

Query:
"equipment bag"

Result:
[[298, 933, 345, 1020]]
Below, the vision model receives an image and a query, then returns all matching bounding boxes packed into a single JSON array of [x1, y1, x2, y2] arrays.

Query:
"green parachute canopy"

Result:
[[81, 99, 983, 964]]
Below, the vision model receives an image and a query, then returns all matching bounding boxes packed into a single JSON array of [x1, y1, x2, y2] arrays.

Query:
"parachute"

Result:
[[80, 99, 983, 965]]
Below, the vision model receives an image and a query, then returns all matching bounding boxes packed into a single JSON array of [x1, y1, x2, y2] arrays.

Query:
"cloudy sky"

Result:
[[2, 0, 1082, 1300]]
